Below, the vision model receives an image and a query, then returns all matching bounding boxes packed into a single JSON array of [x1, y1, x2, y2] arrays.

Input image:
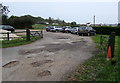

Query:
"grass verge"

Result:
[[1, 36, 42, 48], [32, 24, 46, 30], [66, 35, 120, 82]]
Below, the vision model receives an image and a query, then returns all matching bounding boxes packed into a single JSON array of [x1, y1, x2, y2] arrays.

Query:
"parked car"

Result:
[[45, 26, 52, 32], [0, 25, 15, 32], [49, 26, 63, 32], [70, 27, 79, 34], [64, 26, 73, 33], [77, 26, 96, 36]]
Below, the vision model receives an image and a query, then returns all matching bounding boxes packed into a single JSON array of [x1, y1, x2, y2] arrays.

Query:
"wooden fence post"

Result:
[[7, 32, 9, 41], [109, 32, 116, 65], [100, 35, 102, 46], [109, 32, 115, 59], [26, 29, 30, 41], [41, 31, 43, 38]]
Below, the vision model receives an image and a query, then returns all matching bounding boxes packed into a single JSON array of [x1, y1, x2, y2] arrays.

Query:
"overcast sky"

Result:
[[1, 0, 119, 24]]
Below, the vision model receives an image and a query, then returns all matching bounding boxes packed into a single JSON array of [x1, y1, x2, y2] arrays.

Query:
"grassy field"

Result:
[[32, 24, 47, 30], [1, 36, 42, 48], [67, 35, 120, 82]]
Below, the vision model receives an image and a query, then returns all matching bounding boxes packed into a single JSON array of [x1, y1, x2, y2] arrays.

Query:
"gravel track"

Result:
[[2, 31, 97, 81]]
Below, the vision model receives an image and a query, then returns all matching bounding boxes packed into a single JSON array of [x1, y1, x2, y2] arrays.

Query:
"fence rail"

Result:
[[100, 35, 110, 52], [0, 29, 43, 41]]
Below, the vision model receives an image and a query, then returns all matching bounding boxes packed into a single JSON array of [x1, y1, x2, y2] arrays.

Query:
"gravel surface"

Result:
[[2, 31, 97, 81]]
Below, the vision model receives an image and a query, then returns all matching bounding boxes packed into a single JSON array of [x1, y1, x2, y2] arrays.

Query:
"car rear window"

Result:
[[0, 25, 2, 29], [80, 27, 86, 30], [87, 27, 93, 30]]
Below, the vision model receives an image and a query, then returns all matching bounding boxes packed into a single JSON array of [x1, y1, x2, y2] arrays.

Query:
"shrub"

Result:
[[92, 26, 120, 35]]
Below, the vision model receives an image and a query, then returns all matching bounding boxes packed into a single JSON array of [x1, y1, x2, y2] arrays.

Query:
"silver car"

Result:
[[64, 26, 73, 33], [70, 27, 79, 34], [50, 26, 63, 32]]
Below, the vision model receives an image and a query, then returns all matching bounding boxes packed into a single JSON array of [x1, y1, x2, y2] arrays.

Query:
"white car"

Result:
[[50, 26, 63, 32], [70, 27, 79, 34], [64, 27, 73, 33]]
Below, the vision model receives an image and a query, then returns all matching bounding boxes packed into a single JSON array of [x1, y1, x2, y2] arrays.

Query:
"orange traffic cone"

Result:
[[107, 46, 112, 60]]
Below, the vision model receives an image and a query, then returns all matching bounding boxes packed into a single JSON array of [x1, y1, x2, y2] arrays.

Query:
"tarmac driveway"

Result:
[[2, 31, 97, 81]]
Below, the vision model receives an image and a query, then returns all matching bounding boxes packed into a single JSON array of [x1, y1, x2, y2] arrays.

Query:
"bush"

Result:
[[92, 26, 120, 36], [7, 15, 35, 29]]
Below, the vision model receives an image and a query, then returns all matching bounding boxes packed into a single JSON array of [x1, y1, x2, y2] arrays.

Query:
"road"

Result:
[[2, 31, 97, 81]]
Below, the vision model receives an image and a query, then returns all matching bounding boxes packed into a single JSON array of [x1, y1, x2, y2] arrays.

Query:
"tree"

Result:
[[0, 3, 10, 24], [7, 15, 35, 29], [71, 21, 77, 25], [118, 23, 120, 26], [8, 16, 20, 28], [20, 15, 34, 28], [2, 15, 8, 25], [0, 3, 10, 16], [48, 17, 53, 25]]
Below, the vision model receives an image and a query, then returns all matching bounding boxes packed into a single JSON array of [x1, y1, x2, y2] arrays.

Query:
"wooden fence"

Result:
[[0, 29, 43, 41], [100, 32, 115, 64]]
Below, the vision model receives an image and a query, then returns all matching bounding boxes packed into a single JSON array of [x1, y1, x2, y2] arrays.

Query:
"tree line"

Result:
[[1, 3, 78, 29], [2, 15, 78, 29]]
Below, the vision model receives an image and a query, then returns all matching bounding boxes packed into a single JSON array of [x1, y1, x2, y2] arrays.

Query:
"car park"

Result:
[[0, 25, 15, 32], [77, 26, 96, 36]]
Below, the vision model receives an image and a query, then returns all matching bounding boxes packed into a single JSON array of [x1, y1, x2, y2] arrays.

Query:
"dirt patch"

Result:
[[37, 70, 51, 77], [3, 61, 19, 68], [31, 60, 53, 67]]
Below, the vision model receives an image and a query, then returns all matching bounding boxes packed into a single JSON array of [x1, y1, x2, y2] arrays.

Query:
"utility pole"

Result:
[[93, 15, 96, 26]]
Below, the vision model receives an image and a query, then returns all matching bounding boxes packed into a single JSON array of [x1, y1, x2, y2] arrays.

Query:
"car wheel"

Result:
[[93, 33, 96, 36], [78, 33, 81, 36], [11, 30, 14, 33], [76, 32, 79, 35], [87, 33, 90, 36], [56, 29, 59, 32]]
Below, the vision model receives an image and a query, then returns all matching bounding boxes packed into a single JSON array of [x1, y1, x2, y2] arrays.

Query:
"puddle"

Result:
[[38, 70, 51, 77], [26, 53, 41, 58], [71, 41, 86, 44], [2, 61, 19, 68], [31, 60, 53, 67], [71, 41, 80, 44], [57, 37, 69, 39], [51, 42, 60, 44], [36, 46, 46, 49]]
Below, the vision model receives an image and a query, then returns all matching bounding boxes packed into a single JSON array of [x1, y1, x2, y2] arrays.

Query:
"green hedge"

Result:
[[92, 26, 120, 35]]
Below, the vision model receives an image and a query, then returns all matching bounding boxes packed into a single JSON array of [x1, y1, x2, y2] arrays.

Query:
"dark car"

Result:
[[78, 26, 96, 36], [0, 25, 15, 32], [45, 26, 52, 32]]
